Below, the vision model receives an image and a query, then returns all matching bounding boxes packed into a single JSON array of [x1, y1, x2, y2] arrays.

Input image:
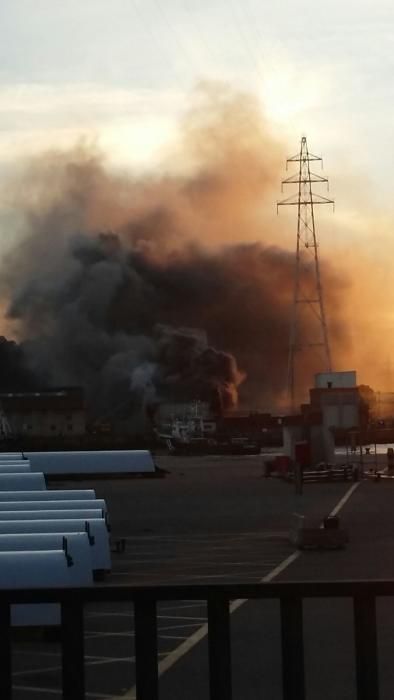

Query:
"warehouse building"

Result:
[[0, 387, 86, 437]]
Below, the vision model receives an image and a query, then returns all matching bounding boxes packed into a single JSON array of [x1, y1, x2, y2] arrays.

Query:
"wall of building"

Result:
[[156, 401, 211, 423], [321, 403, 359, 430], [0, 388, 86, 437], [283, 425, 304, 460], [9, 410, 86, 437], [309, 386, 361, 430], [315, 371, 357, 389], [310, 424, 335, 463]]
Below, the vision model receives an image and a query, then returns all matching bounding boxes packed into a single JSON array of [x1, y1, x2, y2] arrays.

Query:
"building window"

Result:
[[67, 424, 73, 432], [50, 425, 57, 432]]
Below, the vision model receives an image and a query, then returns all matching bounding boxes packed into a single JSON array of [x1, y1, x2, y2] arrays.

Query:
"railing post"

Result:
[[134, 599, 158, 700], [281, 596, 305, 700], [0, 603, 12, 700], [208, 596, 232, 700], [354, 594, 380, 700], [61, 601, 85, 700]]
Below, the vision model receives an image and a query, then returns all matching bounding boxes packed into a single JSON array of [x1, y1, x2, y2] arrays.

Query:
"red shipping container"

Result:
[[295, 441, 311, 469]]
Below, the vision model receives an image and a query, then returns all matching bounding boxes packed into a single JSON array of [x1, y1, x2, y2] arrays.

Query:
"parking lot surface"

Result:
[[10, 455, 362, 699]]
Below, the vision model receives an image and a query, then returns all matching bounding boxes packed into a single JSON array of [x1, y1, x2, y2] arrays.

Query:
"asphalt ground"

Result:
[[159, 478, 394, 700], [9, 455, 390, 699]]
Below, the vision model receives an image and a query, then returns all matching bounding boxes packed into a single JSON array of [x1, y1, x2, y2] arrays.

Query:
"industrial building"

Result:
[[155, 398, 283, 451], [310, 371, 361, 431], [0, 388, 86, 437], [282, 371, 364, 466]]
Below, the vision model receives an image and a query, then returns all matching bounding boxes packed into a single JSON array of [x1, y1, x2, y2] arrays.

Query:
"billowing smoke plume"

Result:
[[0, 85, 349, 420]]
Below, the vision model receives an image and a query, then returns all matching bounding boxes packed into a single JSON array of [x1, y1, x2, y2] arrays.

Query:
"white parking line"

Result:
[[329, 482, 359, 516], [86, 612, 133, 618], [158, 623, 205, 632], [157, 615, 207, 621], [173, 572, 268, 580], [85, 603, 206, 622], [86, 623, 204, 639], [125, 531, 287, 543], [85, 631, 135, 639], [159, 603, 206, 612], [108, 481, 359, 700], [13, 665, 64, 678], [13, 685, 112, 698], [115, 559, 179, 565], [13, 656, 141, 678], [14, 650, 61, 658]]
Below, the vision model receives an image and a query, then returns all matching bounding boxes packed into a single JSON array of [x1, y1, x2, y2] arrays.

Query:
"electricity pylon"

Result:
[[277, 136, 334, 411]]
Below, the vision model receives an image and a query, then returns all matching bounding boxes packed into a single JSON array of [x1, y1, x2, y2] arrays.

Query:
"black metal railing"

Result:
[[0, 579, 389, 700]]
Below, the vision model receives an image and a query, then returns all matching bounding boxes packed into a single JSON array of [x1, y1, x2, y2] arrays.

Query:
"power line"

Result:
[[151, 0, 205, 78], [130, 0, 185, 89], [227, 0, 266, 84], [179, 0, 226, 72]]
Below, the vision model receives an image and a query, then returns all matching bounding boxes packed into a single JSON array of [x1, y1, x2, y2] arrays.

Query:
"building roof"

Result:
[[0, 387, 85, 412]]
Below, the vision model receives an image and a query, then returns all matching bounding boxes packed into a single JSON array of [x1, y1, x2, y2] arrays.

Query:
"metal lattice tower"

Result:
[[277, 136, 334, 411]]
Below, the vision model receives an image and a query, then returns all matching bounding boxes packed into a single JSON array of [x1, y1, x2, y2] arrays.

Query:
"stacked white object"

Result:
[[0, 543, 92, 626], [0, 519, 111, 571], [0, 464, 31, 473], [25, 449, 155, 476], [0, 489, 97, 501], [0, 453, 112, 626], [0, 499, 108, 513], [0, 454, 25, 461], [0, 473, 46, 490], [0, 508, 105, 520]]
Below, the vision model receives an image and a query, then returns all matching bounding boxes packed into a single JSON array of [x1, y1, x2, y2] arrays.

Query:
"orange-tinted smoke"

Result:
[[1, 82, 392, 406]]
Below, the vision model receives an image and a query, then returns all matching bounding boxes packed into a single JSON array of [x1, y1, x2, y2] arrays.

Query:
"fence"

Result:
[[0, 579, 387, 700]]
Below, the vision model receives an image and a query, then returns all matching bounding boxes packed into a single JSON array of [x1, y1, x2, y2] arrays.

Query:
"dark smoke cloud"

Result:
[[0, 337, 37, 390], [0, 85, 348, 420], [2, 230, 247, 416]]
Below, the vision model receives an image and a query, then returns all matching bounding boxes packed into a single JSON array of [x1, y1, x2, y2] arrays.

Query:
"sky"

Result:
[[0, 0, 393, 192], [1, 1, 394, 392], [0, 0, 392, 271]]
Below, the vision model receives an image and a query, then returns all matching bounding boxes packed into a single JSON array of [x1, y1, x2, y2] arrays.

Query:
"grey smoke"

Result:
[[0, 225, 345, 418], [1, 230, 246, 418], [0, 88, 348, 419]]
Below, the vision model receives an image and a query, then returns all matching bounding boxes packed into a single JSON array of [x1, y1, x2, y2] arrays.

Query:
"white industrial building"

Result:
[[0, 388, 86, 437], [283, 371, 361, 465], [310, 371, 360, 431]]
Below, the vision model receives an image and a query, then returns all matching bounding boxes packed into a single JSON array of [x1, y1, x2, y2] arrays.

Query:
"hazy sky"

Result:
[[0, 0, 392, 194], [1, 2, 394, 384]]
